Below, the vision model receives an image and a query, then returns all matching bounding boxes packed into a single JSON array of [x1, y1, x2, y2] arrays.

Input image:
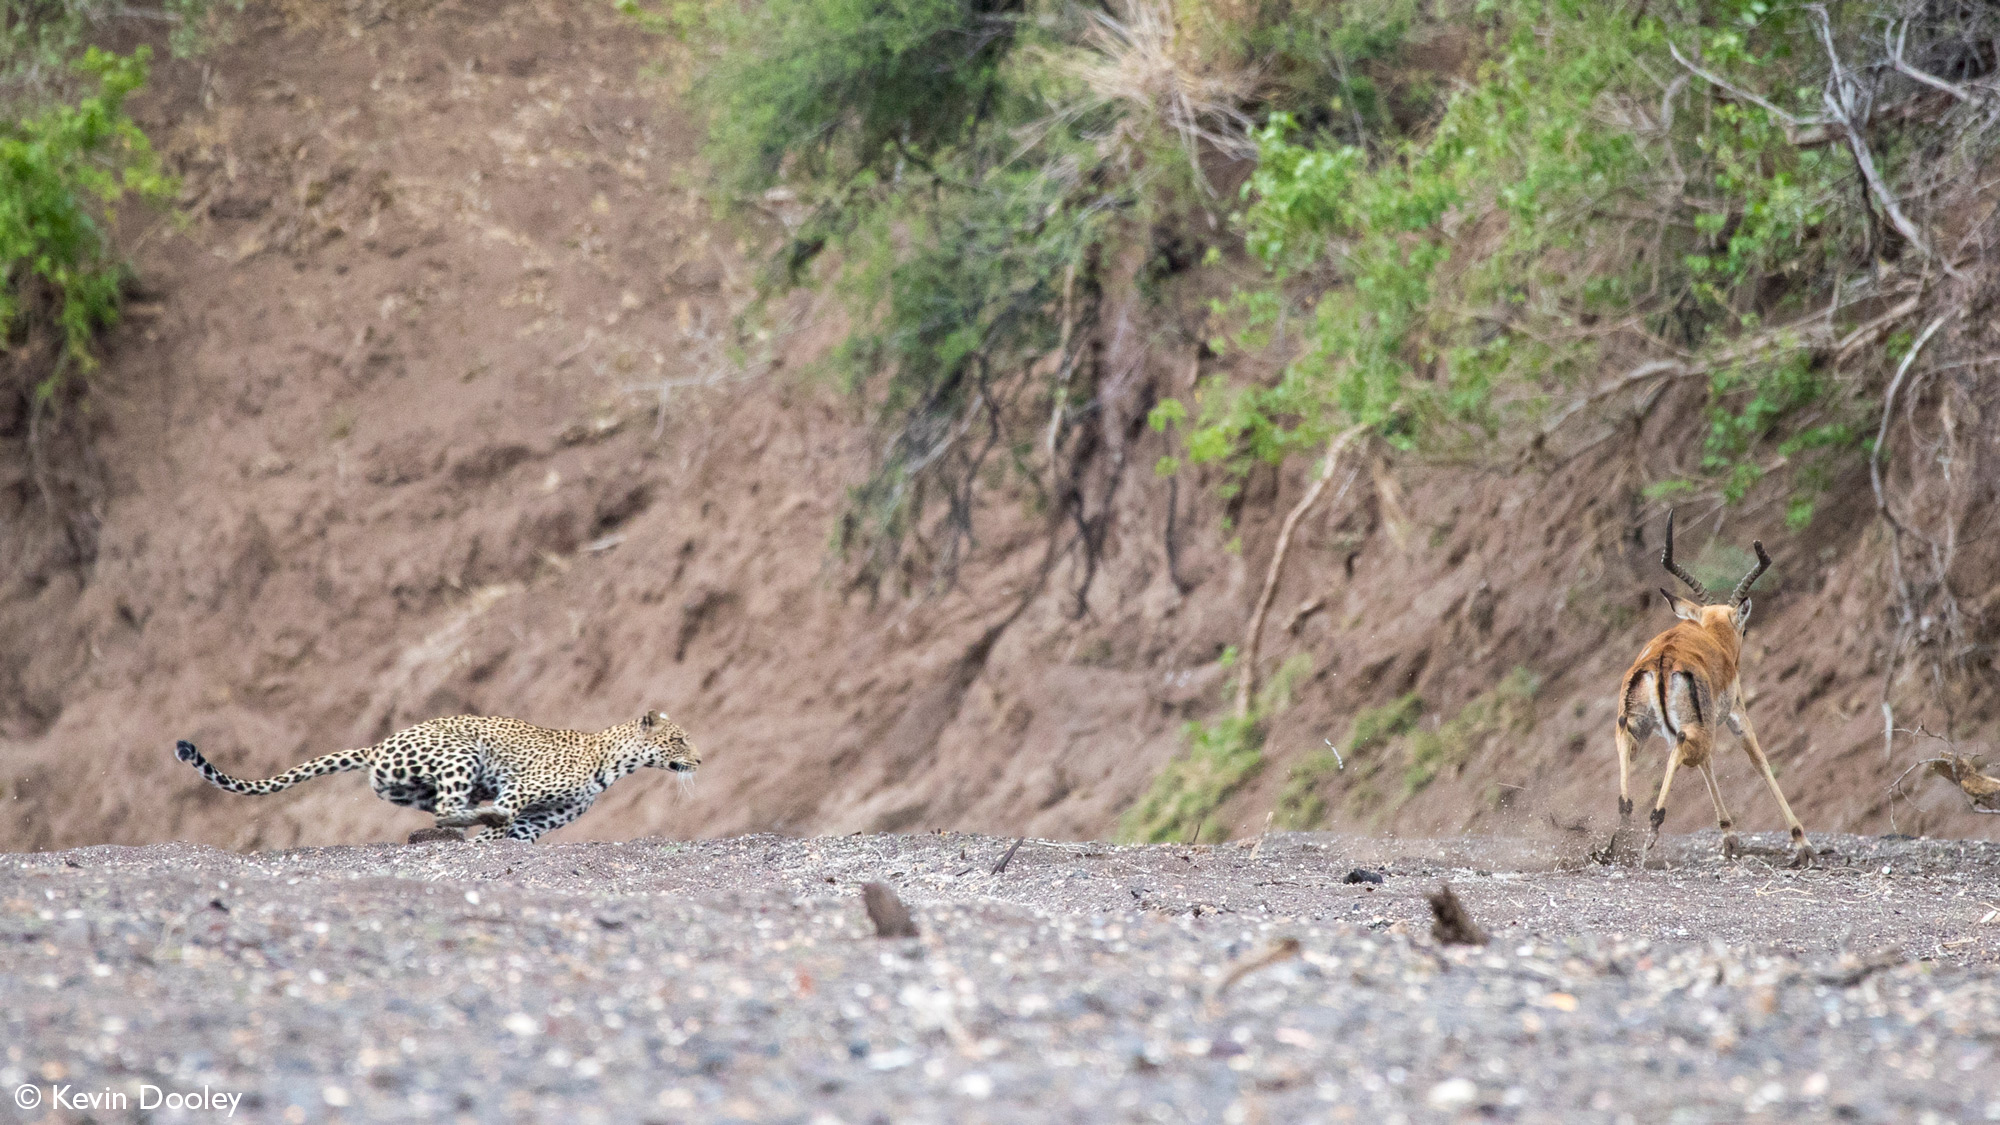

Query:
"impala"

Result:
[[1615, 513, 1812, 866]]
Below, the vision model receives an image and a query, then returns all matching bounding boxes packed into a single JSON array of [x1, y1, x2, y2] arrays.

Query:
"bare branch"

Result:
[[1235, 424, 1366, 720], [1870, 313, 1949, 540], [1535, 359, 1686, 443], [1830, 103, 1941, 267], [1804, 6, 1949, 272], [1667, 41, 1836, 146], [1884, 21, 1981, 104], [1835, 293, 1924, 366], [1676, 19, 1948, 270]]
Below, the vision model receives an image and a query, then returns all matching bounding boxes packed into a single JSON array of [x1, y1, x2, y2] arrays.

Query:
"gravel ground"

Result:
[[3, 831, 1999, 1124]]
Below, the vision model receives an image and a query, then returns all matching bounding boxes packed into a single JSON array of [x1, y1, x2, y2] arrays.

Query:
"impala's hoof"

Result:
[[1722, 834, 1740, 860], [1788, 846, 1813, 869]]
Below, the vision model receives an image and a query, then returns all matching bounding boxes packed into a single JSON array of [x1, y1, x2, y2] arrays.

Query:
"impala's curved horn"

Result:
[[1661, 511, 1709, 601], [1731, 541, 1771, 606]]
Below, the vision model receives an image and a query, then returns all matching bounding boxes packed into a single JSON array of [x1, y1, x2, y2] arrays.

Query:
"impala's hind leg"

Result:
[[1615, 672, 1658, 842], [1697, 761, 1737, 859], [1614, 717, 1639, 826], [1643, 738, 1692, 862], [1727, 704, 1812, 866]]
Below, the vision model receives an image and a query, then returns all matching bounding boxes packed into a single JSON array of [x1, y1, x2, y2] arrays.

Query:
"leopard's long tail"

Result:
[[173, 740, 368, 795]]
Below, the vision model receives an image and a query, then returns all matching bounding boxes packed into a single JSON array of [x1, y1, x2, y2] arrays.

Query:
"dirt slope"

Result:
[[1, 0, 1996, 853]]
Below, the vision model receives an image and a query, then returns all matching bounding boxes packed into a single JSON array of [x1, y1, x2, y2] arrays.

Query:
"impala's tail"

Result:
[[174, 740, 368, 795]]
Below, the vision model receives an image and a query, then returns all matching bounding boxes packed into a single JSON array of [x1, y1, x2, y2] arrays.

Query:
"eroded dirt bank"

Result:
[[3, 832, 1998, 1123], [1, 0, 1996, 854]]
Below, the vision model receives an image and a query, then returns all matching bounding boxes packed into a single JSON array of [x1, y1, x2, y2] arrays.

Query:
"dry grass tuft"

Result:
[[1050, 0, 1258, 184]]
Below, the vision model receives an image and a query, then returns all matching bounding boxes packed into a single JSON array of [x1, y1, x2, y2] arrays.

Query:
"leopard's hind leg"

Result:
[[503, 796, 594, 842]]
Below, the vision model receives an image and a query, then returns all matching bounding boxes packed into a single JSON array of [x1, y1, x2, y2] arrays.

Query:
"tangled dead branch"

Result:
[[1928, 756, 2000, 810], [1890, 752, 2000, 819]]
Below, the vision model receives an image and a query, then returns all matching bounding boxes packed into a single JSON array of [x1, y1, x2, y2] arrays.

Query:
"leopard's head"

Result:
[[638, 709, 699, 775]]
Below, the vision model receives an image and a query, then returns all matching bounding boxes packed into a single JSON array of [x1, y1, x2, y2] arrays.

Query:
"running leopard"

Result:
[[173, 710, 699, 842]]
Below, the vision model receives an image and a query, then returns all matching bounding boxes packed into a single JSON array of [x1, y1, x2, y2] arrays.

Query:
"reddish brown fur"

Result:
[[1613, 524, 1811, 866], [1622, 604, 1743, 735]]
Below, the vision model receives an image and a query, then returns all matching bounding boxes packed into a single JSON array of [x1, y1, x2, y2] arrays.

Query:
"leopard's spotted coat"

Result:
[[174, 711, 698, 841]]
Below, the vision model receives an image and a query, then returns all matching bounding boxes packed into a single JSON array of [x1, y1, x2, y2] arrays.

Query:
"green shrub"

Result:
[[2, 47, 172, 400], [689, 0, 1261, 589], [3, 0, 236, 92], [1273, 689, 1421, 829], [1404, 667, 1537, 795], [1149, 0, 1940, 525], [700, 0, 1024, 197], [1119, 653, 1311, 843]]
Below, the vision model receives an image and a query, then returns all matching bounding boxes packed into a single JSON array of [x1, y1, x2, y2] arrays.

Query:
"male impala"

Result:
[[1615, 513, 1812, 866]]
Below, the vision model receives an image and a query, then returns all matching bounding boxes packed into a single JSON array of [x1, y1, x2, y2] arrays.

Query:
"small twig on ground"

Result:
[[1815, 947, 1904, 987], [991, 836, 1026, 875], [1249, 811, 1275, 859], [1428, 884, 1489, 946], [1891, 742, 2000, 818], [1207, 937, 1301, 1005], [862, 883, 919, 938]]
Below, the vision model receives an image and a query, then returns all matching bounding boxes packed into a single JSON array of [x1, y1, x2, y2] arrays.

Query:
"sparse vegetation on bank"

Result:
[[4, 1, 240, 383], [687, 0, 1999, 835], [1119, 653, 1312, 842], [2, 46, 170, 401]]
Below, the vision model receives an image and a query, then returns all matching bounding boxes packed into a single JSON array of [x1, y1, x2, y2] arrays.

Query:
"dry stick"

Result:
[[1870, 314, 1949, 538], [1533, 359, 1686, 443], [1235, 424, 1367, 720], [991, 836, 1026, 875], [1835, 293, 1924, 366], [1890, 756, 2000, 827], [1206, 937, 1301, 1005]]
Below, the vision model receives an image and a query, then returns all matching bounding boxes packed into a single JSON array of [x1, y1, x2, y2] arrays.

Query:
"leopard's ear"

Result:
[[640, 710, 658, 729]]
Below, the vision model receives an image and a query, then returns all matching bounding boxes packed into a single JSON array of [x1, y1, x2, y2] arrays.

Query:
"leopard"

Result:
[[173, 710, 699, 842]]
